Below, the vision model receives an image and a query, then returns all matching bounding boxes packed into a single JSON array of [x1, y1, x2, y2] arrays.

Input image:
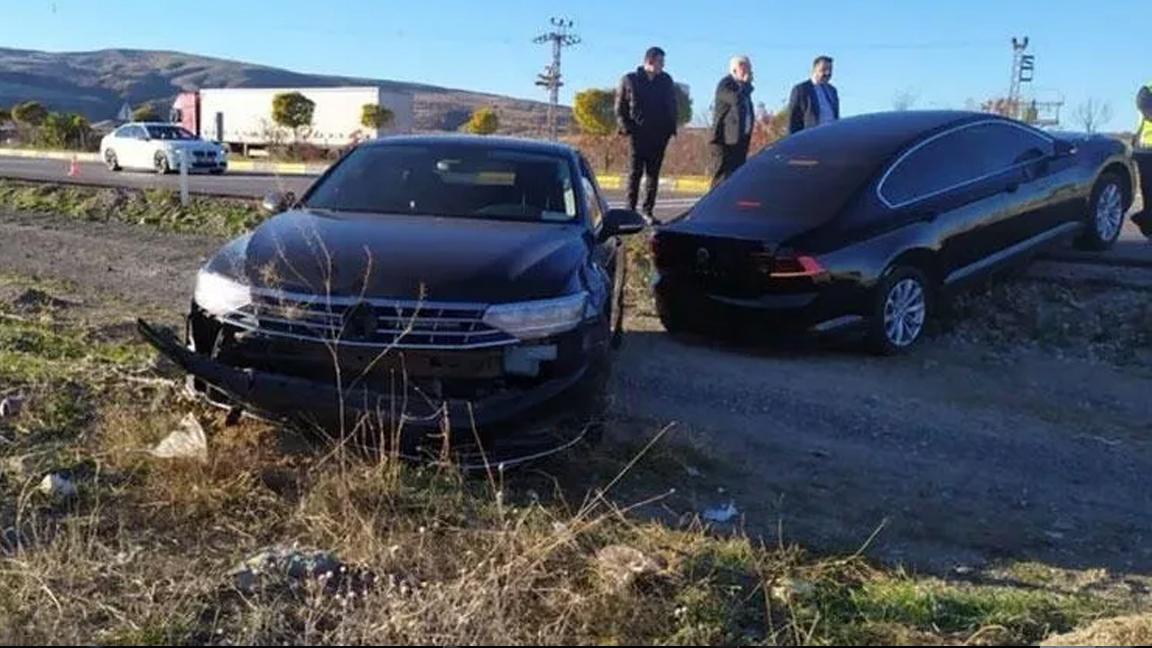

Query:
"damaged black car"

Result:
[[138, 136, 647, 463]]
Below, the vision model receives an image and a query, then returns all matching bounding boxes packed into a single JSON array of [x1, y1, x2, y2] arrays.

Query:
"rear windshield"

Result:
[[694, 136, 879, 223], [304, 145, 579, 223], [145, 125, 197, 140]]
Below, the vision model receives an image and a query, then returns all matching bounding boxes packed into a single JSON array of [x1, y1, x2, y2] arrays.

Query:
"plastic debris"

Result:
[[38, 473, 78, 500], [703, 502, 739, 523]]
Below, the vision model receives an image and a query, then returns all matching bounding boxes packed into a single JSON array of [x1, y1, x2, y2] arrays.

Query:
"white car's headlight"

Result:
[[194, 270, 252, 317], [482, 292, 588, 340]]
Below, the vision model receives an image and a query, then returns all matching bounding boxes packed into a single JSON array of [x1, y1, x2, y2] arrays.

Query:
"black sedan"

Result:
[[652, 111, 1136, 353], [138, 136, 646, 463]]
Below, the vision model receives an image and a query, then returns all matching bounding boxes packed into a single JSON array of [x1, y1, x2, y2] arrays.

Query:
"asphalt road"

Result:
[[0, 155, 698, 220], [1, 154, 1148, 264]]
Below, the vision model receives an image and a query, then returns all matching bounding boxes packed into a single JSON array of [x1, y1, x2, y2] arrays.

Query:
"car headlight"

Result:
[[482, 292, 588, 340], [194, 269, 252, 317]]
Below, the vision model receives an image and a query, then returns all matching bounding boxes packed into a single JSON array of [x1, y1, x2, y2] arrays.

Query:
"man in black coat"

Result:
[[615, 46, 679, 217], [710, 55, 755, 188], [787, 55, 839, 135]]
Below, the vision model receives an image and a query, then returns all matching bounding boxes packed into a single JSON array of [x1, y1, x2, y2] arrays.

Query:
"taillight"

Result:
[[769, 254, 825, 278]]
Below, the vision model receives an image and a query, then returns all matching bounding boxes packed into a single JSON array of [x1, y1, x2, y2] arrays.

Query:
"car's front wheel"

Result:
[[104, 149, 120, 171], [154, 152, 171, 175], [868, 266, 931, 355], [1075, 173, 1127, 251]]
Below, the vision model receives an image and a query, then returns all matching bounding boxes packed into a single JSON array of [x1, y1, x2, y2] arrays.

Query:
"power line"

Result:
[[533, 17, 580, 141]]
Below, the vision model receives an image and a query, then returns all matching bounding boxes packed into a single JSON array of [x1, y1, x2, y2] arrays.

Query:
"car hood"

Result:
[[163, 140, 223, 152], [210, 209, 590, 303]]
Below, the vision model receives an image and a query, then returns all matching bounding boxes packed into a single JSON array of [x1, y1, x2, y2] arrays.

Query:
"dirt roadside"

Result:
[[3, 208, 1152, 580]]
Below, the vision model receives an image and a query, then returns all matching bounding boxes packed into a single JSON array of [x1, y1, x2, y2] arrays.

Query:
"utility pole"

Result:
[[999, 37, 1062, 126], [533, 17, 580, 141]]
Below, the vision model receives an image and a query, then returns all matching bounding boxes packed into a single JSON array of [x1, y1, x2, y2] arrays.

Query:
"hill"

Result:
[[0, 47, 571, 134]]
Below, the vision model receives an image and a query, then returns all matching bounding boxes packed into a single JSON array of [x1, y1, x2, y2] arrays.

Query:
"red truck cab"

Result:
[[171, 92, 201, 138]]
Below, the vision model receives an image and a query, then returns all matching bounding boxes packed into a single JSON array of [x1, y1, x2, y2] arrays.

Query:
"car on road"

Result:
[[100, 122, 228, 175], [651, 111, 1136, 353], [137, 135, 646, 463]]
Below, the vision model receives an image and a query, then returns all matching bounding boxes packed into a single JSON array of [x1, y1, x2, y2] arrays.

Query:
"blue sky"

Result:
[[2, 0, 1144, 130]]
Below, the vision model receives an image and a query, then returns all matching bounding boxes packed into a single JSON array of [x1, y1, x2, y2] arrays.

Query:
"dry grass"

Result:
[[1, 273, 1147, 645]]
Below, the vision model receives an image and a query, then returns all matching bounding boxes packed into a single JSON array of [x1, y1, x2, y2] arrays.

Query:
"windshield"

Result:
[[145, 125, 197, 140], [304, 144, 579, 223]]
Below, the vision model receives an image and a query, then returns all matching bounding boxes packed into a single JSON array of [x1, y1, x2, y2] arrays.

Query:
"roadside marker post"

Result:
[[178, 151, 189, 207], [67, 154, 79, 177]]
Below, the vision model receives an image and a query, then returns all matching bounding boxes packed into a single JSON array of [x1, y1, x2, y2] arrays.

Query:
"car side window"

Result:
[[578, 157, 605, 229], [880, 122, 1053, 207]]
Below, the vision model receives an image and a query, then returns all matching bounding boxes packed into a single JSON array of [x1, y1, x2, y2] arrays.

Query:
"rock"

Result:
[[770, 577, 816, 603], [703, 502, 739, 523], [595, 544, 663, 591], [38, 473, 78, 500], [230, 545, 375, 597], [150, 413, 208, 463], [1042, 614, 1152, 646]]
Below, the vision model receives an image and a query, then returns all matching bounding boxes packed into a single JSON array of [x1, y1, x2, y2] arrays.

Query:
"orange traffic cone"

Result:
[[67, 155, 79, 177]]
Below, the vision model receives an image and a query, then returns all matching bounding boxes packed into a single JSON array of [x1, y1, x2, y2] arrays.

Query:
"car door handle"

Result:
[[917, 210, 938, 223], [1004, 182, 1020, 194]]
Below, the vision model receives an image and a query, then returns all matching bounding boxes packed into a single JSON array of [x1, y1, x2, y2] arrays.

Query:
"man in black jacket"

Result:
[[615, 46, 679, 217], [787, 55, 839, 135], [710, 55, 755, 188], [1133, 82, 1152, 238]]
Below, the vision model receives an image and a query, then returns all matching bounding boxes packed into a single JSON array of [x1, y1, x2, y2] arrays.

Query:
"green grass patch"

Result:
[[0, 179, 263, 238]]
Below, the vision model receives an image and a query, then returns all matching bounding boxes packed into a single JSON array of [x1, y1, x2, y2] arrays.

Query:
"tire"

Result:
[[154, 152, 171, 175], [867, 266, 931, 355], [1075, 173, 1127, 251], [104, 149, 120, 171]]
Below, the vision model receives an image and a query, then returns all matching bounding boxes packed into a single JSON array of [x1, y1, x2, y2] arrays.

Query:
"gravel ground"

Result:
[[4, 208, 1152, 578]]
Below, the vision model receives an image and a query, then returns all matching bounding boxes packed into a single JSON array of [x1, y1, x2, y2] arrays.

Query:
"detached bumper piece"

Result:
[[136, 319, 601, 466]]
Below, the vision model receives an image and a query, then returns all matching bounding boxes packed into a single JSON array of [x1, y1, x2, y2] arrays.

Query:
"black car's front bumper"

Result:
[[137, 315, 609, 464]]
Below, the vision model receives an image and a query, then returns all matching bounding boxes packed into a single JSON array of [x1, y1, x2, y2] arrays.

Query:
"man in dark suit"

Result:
[[787, 55, 839, 135], [615, 46, 679, 217], [710, 55, 755, 188]]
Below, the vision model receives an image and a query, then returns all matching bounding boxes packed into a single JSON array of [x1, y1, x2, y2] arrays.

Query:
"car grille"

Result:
[[220, 293, 518, 350]]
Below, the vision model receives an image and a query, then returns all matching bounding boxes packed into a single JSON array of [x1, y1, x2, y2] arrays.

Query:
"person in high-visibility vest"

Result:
[[1134, 83, 1152, 237]]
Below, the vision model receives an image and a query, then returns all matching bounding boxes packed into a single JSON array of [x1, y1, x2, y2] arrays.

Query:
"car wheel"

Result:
[[868, 266, 931, 355], [104, 149, 120, 171], [1075, 173, 1127, 251], [154, 152, 171, 175]]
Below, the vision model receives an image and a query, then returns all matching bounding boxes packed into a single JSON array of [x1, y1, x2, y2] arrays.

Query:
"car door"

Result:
[[577, 156, 619, 327], [124, 125, 149, 169], [878, 121, 1049, 286]]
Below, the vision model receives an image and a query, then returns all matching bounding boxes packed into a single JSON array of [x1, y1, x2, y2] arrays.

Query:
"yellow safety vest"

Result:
[[1139, 83, 1152, 149]]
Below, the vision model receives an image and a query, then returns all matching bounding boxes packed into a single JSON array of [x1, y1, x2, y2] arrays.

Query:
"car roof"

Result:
[[771, 110, 1003, 164], [359, 134, 579, 158]]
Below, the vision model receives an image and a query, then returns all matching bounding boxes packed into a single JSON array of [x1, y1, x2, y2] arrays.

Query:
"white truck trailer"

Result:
[[171, 86, 415, 153]]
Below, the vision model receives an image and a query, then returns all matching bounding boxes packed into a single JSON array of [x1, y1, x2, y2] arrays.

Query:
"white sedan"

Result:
[[100, 122, 228, 174]]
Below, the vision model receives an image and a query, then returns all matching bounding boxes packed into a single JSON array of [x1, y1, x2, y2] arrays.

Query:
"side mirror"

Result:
[[601, 208, 649, 239], [1053, 139, 1077, 157], [261, 191, 295, 215]]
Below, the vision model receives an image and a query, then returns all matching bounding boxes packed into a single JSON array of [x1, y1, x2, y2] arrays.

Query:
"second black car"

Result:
[[652, 111, 1135, 353]]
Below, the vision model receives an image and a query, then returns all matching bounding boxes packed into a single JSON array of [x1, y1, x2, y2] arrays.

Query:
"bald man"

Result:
[[710, 55, 756, 188]]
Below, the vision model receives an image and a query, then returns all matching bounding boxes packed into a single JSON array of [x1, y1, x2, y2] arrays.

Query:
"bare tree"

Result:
[[892, 89, 919, 111], [1074, 98, 1112, 134]]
